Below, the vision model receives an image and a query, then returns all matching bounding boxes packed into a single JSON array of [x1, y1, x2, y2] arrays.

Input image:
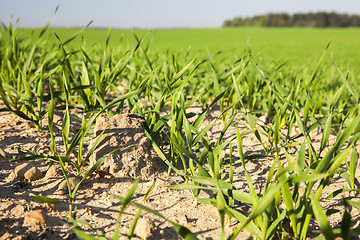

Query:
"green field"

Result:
[[1, 25, 360, 239], [7, 27, 360, 66]]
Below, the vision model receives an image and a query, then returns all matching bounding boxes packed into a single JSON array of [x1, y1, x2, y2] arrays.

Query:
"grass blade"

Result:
[[349, 147, 359, 189], [113, 195, 199, 240], [310, 195, 334, 240], [320, 114, 332, 153]]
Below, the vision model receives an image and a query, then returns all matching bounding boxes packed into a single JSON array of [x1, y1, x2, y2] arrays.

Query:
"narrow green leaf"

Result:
[[310, 195, 334, 240], [71, 227, 98, 240], [215, 180, 226, 240], [48, 77, 56, 155], [72, 145, 138, 198], [225, 205, 262, 238], [193, 88, 229, 129], [27, 195, 68, 205], [349, 148, 359, 189], [236, 126, 245, 165], [192, 118, 217, 145], [39, 5, 59, 38], [291, 173, 330, 184], [229, 181, 284, 240], [0, 108, 35, 122], [330, 83, 345, 111], [344, 199, 360, 210], [314, 114, 360, 175], [320, 114, 332, 153], [281, 181, 297, 237], [113, 195, 199, 240], [173, 58, 195, 81], [66, 90, 138, 158], [119, 179, 140, 216], [325, 188, 359, 199], [128, 209, 142, 239], [62, 103, 70, 153], [265, 210, 286, 240], [297, 140, 306, 170]]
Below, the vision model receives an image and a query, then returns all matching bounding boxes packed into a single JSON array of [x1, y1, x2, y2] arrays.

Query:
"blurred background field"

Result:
[[3, 27, 360, 67]]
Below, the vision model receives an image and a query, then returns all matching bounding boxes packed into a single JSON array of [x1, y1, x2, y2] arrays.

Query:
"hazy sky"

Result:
[[1, 0, 360, 29]]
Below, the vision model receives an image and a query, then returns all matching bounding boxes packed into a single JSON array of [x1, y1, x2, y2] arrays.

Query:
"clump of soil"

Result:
[[89, 113, 163, 179], [13, 163, 42, 182]]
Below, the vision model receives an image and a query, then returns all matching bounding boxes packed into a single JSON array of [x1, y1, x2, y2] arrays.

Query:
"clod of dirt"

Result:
[[135, 217, 155, 240], [23, 209, 46, 227], [45, 164, 62, 179], [13, 163, 31, 178], [24, 167, 42, 181], [89, 113, 160, 179], [13, 163, 42, 181], [11, 205, 25, 217], [56, 176, 81, 195]]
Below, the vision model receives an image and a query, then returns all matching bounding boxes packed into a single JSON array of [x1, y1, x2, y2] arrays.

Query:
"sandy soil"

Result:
[[0, 103, 359, 240]]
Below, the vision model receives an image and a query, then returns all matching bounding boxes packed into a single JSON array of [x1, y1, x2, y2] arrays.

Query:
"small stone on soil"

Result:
[[24, 166, 42, 181], [45, 164, 62, 179], [135, 217, 155, 240], [13, 163, 42, 181], [23, 209, 46, 227], [13, 163, 31, 178], [56, 176, 81, 195], [11, 204, 25, 217]]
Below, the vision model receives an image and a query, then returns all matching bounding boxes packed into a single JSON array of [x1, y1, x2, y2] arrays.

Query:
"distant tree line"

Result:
[[223, 12, 360, 27]]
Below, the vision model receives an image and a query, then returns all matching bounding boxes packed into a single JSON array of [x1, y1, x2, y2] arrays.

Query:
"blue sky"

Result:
[[1, 0, 360, 29]]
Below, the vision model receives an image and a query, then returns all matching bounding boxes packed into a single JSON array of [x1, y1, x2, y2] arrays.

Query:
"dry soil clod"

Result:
[[24, 167, 42, 181], [23, 209, 47, 227], [89, 114, 162, 179], [56, 176, 81, 195], [45, 164, 62, 179], [135, 217, 155, 240], [11, 204, 25, 217], [13, 163, 42, 181]]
